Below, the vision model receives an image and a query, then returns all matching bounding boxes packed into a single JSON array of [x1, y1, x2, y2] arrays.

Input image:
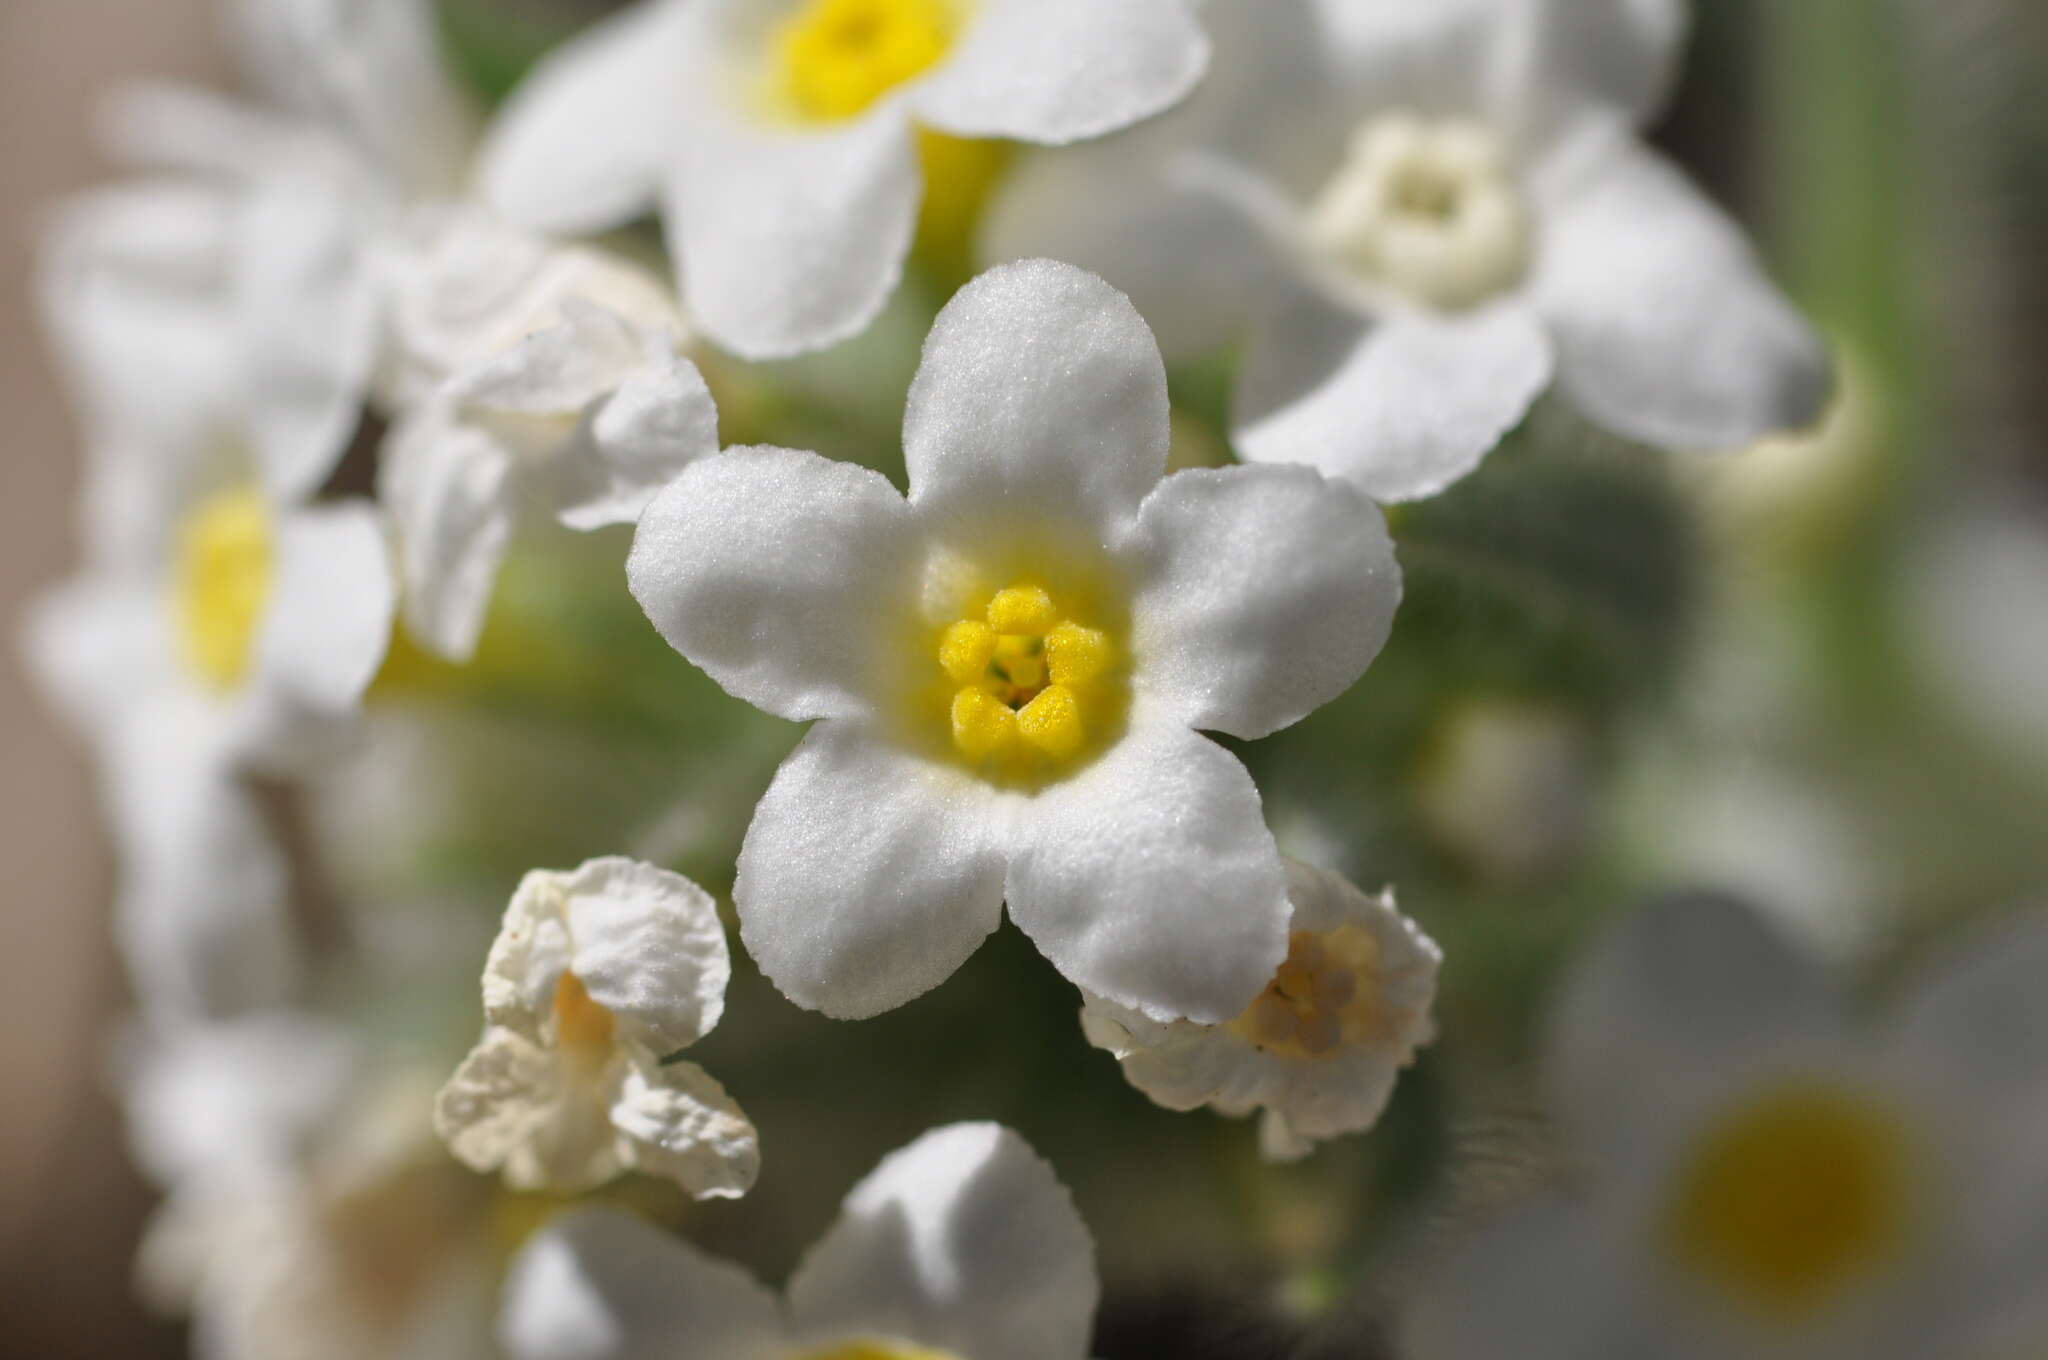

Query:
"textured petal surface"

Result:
[[252, 499, 394, 723], [432, 1028, 622, 1192], [668, 113, 919, 359], [1128, 464, 1399, 740], [904, 260, 1168, 534], [500, 1207, 785, 1360], [787, 1123, 1097, 1360], [1235, 291, 1553, 502], [476, 0, 695, 234], [1532, 139, 1831, 452], [379, 403, 518, 661], [559, 857, 731, 1054], [910, 0, 1207, 145], [610, 1054, 759, 1199], [451, 299, 646, 415], [1008, 723, 1289, 1024], [628, 446, 917, 723], [554, 349, 721, 532], [735, 723, 1005, 1019]]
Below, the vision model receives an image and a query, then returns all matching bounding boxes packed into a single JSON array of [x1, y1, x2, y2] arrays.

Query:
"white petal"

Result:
[[1127, 464, 1399, 740], [500, 1207, 786, 1360], [451, 299, 646, 415], [251, 499, 395, 723], [787, 1123, 1097, 1360], [1542, 890, 1841, 1164], [553, 350, 721, 532], [433, 1028, 607, 1190], [1892, 910, 2048, 1094], [1079, 997, 1260, 1111], [558, 857, 731, 1054], [476, 0, 696, 235], [1008, 723, 1289, 1024], [610, 1054, 759, 1200], [1235, 290, 1553, 502], [22, 576, 170, 734], [627, 446, 917, 724], [1499, 0, 1691, 151], [482, 869, 580, 1040], [667, 112, 919, 359], [903, 260, 1169, 534], [379, 404, 518, 661], [235, 178, 379, 503], [1532, 139, 1832, 451], [735, 723, 1004, 1019], [910, 0, 1207, 145]]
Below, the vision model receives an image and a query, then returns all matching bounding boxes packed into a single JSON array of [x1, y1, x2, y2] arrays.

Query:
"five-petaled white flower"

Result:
[[502, 1122, 1097, 1360], [1081, 858, 1439, 1161], [987, 0, 1832, 503], [434, 858, 759, 1199], [1409, 893, 2048, 1360], [627, 259, 1402, 1024], [476, 0, 1211, 359]]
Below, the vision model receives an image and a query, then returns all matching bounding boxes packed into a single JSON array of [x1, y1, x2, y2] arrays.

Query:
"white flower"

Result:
[[1408, 894, 2048, 1360], [502, 1122, 1097, 1360], [476, 0, 1210, 358], [986, 0, 1831, 503], [1081, 858, 1439, 1161], [433, 858, 758, 1198], [627, 259, 1402, 1023]]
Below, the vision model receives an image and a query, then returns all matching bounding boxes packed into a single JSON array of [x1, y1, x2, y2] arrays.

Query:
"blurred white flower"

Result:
[[628, 260, 1401, 1023], [434, 858, 758, 1198], [987, 0, 1831, 502], [502, 1122, 1097, 1360], [476, 0, 1210, 358], [1409, 894, 2048, 1360], [1081, 858, 1439, 1160]]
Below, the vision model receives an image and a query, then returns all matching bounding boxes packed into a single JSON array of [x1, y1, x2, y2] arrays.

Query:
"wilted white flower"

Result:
[[1082, 858, 1439, 1161], [1409, 894, 2048, 1360], [502, 1122, 1096, 1360], [627, 259, 1401, 1024], [476, 0, 1210, 358], [988, 0, 1831, 502], [434, 858, 758, 1199]]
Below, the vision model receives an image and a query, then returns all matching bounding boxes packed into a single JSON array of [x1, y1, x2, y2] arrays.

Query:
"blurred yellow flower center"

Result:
[[1662, 1083, 1916, 1323], [775, 0, 961, 122], [940, 580, 1115, 774], [1306, 114, 1529, 310], [1227, 927, 1384, 1060], [173, 486, 274, 691], [550, 972, 616, 1056], [792, 1342, 962, 1360]]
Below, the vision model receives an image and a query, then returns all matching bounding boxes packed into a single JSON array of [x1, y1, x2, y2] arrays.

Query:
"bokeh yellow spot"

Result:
[[1662, 1083, 1915, 1322], [775, 0, 960, 123], [174, 486, 273, 691], [794, 1341, 962, 1360]]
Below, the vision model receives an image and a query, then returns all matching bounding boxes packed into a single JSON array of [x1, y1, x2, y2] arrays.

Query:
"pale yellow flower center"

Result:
[[1661, 1083, 1917, 1323], [792, 1342, 962, 1360], [1306, 114, 1530, 310], [173, 486, 274, 691], [773, 0, 962, 122], [550, 972, 616, 1057], [1226, 927, 1385, 1060], [938, 580, 1118, 777]]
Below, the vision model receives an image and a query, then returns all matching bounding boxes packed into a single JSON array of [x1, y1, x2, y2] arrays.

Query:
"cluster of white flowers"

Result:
[[49, 1, 2043, 1358]]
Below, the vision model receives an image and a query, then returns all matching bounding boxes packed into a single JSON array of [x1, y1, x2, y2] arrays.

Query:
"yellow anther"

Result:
[[1297, 1012, 1342, 1056], [1016, 684, 1083, 759], [1045, 621, 1110, 686], [938, 619, 997, 684], [1313, 968, 1358, 1009], [985, 583, 1058, 635], [775, 0, 958, 123], [1248, 994, 1299, 1046], [551, 972, 615, 1055], [950, 686, 1017, 761], [991, 633, 1044, 692], [1273, 960, 1317, 1003], [174, 486, 274, 691]]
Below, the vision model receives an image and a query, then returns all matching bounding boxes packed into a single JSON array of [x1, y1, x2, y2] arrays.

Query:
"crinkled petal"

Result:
[[476, 0, 697, 235], [482, 870, 580, 1040], [1235, 290, 1553, 502], [1127, 464, 1399, 740], [452, 299, 646, 415], [735, 723, 1004, 1019], [628, 446, 917, 724], [1892, 909, 2048, 1094], [669, 112, 918, 359], [610, 1054, 759, 1200], [1008, 723, 1288, 1024], [552, 350, 720, 532], [433, 1029, 594, 1188], [909, 0, 1207, 145], [500, 1206, 786, 1360], [1543, 889, 1842, 1165], [787, 1123, 1097, 1360], [379, 403, 518, 661], [558, 857, 731, 1054], [904, 259, 1168, 534], [250, 499, 395, 724], [1080, 998, 1259, 1111], [1532, 138, 1831, 451]]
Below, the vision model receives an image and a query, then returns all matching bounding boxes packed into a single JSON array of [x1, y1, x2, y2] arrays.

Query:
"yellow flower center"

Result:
[[793, 1342, 962, 1360], [173, 486, 274, 691], [1661, 1083, 1918, 1323], [937, 579, 1119, 778], [773, 0, 962, 123], [550, 972, 616, 1057], [1226, 927, 1385, 1060]]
